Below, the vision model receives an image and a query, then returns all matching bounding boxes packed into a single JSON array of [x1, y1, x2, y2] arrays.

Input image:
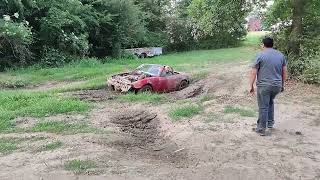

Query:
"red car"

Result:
[[107, 64, 190, 93]]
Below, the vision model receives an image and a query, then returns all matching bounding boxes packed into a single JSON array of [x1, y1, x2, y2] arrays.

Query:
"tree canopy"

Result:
[[264, 0, 320, 83], [0, 0, 319, 84], [0, 0, 250, 70]]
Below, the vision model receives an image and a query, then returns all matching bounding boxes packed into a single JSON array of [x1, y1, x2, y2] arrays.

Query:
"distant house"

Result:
[[248, 18, 262, 31]]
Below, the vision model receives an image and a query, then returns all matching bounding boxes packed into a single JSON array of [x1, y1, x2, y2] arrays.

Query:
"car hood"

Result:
[[109, 72, 150, 83], [110, 73, 138, 83]]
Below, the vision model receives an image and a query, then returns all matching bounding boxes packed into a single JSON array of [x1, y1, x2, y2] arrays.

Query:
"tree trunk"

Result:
[[289, 0, 305, 55]]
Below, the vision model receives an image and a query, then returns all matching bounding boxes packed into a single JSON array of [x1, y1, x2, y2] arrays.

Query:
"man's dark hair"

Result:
[[262, 37, 274, 48]]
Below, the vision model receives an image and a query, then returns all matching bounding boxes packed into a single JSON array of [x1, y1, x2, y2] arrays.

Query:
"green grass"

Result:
[[0, 138, 19, 154], [224, 105, 256, 117], [192, 71, 210, 82], [31, 121, 103, 135], [242, 31, 269, 47], [0, 91, 91, 132], [118, 92, 165, 103], [64, 159, 97, 173], [0, 78, 29, 89], [39, 141, 63, 151], [204, 113, 234, 123], [204, 114, 220, 123], [199, 94, 215, 103], [170, 105, 203, 121], [0, 43, 259, 91], [51, 77, 107, 93], [0, 33, 262, 134], [0, 32, 263, 92]]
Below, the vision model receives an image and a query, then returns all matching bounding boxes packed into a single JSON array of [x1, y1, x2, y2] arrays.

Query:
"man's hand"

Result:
[[249, 86, 255, 95], [282, 66, 287, 93], [249, 68, 257, 95]]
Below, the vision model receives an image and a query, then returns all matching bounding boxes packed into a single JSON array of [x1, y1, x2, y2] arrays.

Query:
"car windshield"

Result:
[[136, 64, 163, 76]]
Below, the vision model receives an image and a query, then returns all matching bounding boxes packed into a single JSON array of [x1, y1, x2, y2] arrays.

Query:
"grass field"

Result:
[[0, 47, 258, 90], [0, 32, 265, 133]]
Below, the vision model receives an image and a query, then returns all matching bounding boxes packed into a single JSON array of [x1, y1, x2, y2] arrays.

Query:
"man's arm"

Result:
[[249, 68, 257, 93], [282, 66, 287, 91]]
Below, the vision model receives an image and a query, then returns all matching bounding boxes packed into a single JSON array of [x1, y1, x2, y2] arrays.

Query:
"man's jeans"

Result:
[[257, 86, 282, 131]]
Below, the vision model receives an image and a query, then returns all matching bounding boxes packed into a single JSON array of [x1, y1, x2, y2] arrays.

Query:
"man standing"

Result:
[[249, 37, 287, 136]]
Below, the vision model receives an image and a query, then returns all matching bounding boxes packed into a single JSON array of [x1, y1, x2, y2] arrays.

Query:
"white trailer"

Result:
[[125, 47, 163, 58]]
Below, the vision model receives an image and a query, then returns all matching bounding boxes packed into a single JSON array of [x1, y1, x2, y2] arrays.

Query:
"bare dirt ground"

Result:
[[26, 80, 88, 91], [1, 62, 320, 180]]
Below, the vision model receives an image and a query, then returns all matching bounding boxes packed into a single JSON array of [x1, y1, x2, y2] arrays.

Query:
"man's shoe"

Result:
[[255, 129, 266, 136], [253, 128, 266, 136]]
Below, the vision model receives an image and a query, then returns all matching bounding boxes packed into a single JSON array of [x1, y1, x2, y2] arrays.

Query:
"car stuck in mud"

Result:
[[107, 64, 190, 93]]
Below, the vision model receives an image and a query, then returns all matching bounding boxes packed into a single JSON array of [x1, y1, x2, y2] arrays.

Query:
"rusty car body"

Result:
[[107, 64, 189, 93]]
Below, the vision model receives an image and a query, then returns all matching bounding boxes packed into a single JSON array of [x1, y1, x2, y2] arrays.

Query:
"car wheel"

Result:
[[138, 85, 153, 93], [178, 80, 189, 90]]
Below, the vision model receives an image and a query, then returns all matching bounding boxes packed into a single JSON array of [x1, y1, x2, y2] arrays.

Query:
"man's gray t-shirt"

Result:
[[252, 48, 287, 87]]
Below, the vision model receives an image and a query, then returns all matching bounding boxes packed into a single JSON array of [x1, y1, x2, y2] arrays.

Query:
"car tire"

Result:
[[178, 80, 189, 90], [138, 85, 153, 93]]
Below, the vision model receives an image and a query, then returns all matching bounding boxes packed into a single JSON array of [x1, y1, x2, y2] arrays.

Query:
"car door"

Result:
[[159, 71, 179, 92], [166, 72, 180, 92], [157, 74, 169, 92]]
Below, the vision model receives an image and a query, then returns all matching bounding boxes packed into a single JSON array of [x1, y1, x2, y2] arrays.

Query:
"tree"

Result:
[[89, 0, 146, 58], [264, 0, 320, 83], [188, 0, 249, 48], [134, 0, 170, 47], [0, 18, 33, 70], [289, 0, 305, 55]]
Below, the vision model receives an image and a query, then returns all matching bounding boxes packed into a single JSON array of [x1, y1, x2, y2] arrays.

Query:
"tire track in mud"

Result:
[[108, 108, 189, 165]]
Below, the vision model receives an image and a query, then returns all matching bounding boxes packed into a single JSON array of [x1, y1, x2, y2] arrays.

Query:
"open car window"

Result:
[[136, 64, 163, 76], [160, 66, 174, 77]]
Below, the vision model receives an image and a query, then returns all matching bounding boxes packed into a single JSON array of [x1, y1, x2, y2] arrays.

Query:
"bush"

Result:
[[120, 50, 138, 60], [300, 55, 320, 84], [0, 17, 33, 70], [273, 31, 320, 84], [0, 79, 29, 89], [188, 0, 248, 49], [40, 48, 73, 67]]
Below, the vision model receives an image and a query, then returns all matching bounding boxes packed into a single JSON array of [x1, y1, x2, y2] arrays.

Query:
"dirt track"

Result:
[[0, 62, 320, 180]]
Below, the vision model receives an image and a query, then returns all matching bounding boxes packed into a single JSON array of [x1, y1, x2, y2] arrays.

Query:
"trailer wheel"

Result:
[[139, 53, 147, 59]]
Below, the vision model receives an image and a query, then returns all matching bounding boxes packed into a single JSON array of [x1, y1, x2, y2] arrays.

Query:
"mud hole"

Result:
[[109, 109, 188, 165]]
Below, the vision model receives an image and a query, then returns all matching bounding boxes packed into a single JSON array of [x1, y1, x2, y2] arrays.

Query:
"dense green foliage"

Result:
[[0, 0, 249, 70], [264, 0, 320, 84], [188, 0, 249, 48]]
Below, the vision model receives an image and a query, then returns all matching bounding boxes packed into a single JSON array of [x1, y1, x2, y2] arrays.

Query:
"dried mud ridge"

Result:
[[170, 80, 204, 100], [72, 89, 116, 102], [110, 109, 189, 165]]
